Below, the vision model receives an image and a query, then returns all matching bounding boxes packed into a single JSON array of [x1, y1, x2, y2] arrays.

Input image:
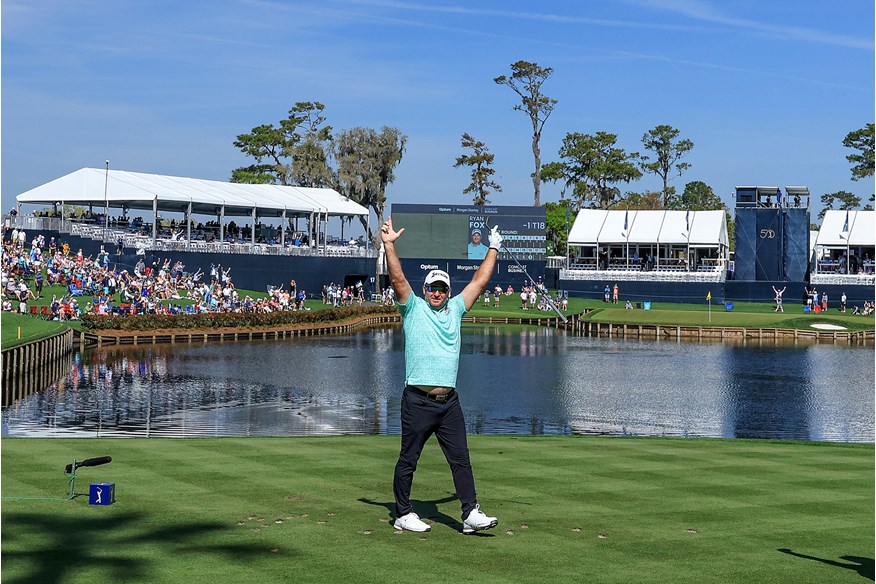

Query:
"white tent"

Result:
[[815, 210, 874, 247], [567, 209, 728, 271], [15, 167, 368, 218], [15, 167, 370, 247], [812, 210, 875, 277], [569, 209, 727, 247]]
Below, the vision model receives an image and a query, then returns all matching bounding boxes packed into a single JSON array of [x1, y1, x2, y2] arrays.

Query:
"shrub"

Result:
[[80, 305, 399, 332]]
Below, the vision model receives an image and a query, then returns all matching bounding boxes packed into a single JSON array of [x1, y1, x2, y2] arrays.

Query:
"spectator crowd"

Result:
[[1, 227, 322, 320]]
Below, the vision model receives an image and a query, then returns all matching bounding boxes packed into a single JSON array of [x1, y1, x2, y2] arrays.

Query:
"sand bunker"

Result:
[[810, 323, 848, 331]]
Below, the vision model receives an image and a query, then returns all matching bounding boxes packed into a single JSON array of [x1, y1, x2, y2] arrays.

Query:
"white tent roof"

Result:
[[569, 209, 727, 247], [688, 210, 728, 247], [816, 210, 874, 247], [658, 211, 689, 244], [626, 210, 661, 243], [15, 168, 369, 218], [567, 209, 608, 244], [600, 210, 631, 243]]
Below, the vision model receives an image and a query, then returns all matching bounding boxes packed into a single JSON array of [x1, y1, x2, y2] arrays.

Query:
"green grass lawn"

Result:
[[467, 296, 875, 332], [0, 311, 70, 348], [2, 436, 872, 584]]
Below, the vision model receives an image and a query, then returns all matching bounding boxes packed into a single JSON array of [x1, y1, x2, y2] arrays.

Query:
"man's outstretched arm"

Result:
[[461, 226, 502, 311], [381, 217, 412, 304]]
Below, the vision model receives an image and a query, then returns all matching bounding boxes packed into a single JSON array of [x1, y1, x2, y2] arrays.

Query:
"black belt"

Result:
[[409, 387, 455, 402]]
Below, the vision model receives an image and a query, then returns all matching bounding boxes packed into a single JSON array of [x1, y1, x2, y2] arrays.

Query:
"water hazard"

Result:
[[2, 325, 873, 442]]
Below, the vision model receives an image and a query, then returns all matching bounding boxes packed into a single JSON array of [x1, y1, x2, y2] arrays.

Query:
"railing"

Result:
[[569, 261, 723, 274], [810, 273, 876, 286], [546, 256, 567, 269], [9, 216, 378, 259], [560, 268, 726, 283]]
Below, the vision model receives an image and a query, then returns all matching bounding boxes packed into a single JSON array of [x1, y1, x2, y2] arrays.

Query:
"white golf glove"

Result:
[[489, 225, 503, 251]]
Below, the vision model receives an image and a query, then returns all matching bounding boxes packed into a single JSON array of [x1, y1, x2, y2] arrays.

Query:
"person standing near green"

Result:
[[381, 216, 501, 534]]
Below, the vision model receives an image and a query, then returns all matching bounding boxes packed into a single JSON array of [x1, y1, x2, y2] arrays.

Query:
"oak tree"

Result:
[[640, 125, 693, 207], [676, 180, 723, 211], [335, 126, 407, 246], [542, 131, 642, 210]]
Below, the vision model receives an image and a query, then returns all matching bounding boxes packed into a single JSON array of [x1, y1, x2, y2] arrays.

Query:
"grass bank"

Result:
[[0, 311, 70, 348], [467, 296, 875, 333], [2, 436, 872, 584]]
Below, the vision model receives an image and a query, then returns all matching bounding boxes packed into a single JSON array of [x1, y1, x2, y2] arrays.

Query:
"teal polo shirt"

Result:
[[399, 293, 467, 388]]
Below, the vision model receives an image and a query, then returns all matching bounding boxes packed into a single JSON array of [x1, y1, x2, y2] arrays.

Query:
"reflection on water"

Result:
[[2, 326, 873, 442]]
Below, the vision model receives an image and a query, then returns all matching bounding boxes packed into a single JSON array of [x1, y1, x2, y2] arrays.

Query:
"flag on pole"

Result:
[[685, 209, 690, 231], [624, 209, 629, 231], [707, 291, 712, 322], [842, 210, 850, 233]]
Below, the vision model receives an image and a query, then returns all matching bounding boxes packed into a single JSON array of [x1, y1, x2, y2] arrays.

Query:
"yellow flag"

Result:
[[706, 291, 712, 301]]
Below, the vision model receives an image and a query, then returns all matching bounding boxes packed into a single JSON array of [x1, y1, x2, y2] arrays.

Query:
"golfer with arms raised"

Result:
[[382, 216, 501, 534]]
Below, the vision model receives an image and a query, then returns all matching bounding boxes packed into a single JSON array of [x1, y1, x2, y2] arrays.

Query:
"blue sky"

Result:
[[2, 0, 873, 226]]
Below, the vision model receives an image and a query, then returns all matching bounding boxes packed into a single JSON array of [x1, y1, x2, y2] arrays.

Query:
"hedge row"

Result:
[[80, 305, 399, 332]]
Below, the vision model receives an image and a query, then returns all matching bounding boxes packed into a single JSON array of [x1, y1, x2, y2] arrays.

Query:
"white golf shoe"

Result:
[[462, 505, 498, 534], [393, 512, 431, 532]]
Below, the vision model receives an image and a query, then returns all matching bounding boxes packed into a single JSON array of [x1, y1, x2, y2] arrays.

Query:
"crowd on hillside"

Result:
[[0, 227, 320, 320]]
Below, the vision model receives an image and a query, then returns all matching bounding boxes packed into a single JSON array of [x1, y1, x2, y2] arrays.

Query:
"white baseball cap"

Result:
[[424, 269, 450, 287]]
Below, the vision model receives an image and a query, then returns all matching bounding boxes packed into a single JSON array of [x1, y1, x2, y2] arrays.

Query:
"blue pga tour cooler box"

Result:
[[89, 482, 116, 506]]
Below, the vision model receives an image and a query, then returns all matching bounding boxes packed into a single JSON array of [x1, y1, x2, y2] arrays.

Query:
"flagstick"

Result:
[[706, 291, 712, 322]]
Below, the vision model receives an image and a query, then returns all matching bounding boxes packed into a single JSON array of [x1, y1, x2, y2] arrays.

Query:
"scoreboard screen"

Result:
[[389, 204, 547, 261]]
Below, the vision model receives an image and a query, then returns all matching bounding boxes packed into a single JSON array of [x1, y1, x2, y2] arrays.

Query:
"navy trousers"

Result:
[[393, 386, 477, 519]]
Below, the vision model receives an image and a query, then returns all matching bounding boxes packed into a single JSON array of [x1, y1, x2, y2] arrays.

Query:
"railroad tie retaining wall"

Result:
[[2, 329, 75, 407], [567, 316, 874, 345], [81, 314, 403, 348]]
